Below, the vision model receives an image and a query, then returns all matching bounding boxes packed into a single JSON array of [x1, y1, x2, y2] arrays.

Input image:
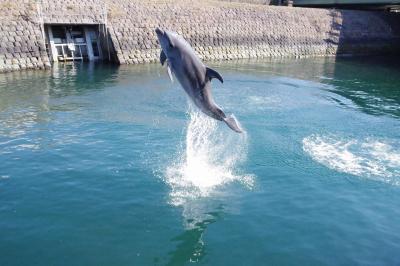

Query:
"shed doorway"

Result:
[[46, 25, 102, 62]]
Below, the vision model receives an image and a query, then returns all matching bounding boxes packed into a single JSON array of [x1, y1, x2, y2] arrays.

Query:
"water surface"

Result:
[[1, 57, 400, 265]]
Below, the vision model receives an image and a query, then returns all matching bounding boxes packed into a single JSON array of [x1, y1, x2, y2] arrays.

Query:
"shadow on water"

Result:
[[325, 56, 400, 118], [0, 62, 119, 110], [165, 205, 224, 266], [322, 9, 400, 118], [0, 62, 120, 138], [0, 61, 182, 139], [48, 62, 120, 98], [213, 54, 400, 119], [211, 56, 336, 81]]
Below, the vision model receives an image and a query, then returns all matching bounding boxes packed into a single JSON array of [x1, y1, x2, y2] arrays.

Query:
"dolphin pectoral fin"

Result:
[[167, 64, 173, 82], [223, 115, 243, 133], [160, 50, 167, 66], [206, 67, 223, 83]]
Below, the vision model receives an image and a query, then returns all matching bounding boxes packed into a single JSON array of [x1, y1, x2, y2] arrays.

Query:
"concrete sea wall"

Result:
[[0, 0, 400, 72]]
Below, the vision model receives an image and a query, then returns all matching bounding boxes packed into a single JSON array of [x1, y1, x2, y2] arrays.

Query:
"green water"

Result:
[[0, 57, 399, 265]]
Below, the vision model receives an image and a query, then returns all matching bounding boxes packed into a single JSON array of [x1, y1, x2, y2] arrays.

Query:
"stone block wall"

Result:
[[0, 0, 399, 73], [0, 0, 50, 72], [41, 0, 106, 25], [107, 0, 400, 65], [216, 0, 270, 4]]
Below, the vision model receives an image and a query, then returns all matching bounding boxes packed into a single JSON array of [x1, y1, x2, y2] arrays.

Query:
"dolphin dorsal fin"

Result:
[[206, 67, 223, 83], [160, 50, 167, 66]]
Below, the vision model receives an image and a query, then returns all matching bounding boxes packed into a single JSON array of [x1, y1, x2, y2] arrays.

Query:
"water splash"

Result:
[[303, 134, 400, 185], [164, 106, 254, 206]]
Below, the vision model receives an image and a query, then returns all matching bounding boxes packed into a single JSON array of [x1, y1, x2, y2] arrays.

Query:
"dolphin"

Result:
[[155, 28, 243, 133]]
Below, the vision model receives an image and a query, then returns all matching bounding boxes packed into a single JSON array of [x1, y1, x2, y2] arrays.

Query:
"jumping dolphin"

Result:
[[155, 28, 243, 133]]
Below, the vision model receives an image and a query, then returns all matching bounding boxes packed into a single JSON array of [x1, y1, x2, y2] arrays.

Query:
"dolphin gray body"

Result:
[[155, 28, 243, 133]]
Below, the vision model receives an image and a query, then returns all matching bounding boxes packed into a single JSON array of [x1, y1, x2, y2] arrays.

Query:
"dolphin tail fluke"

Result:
[[223, 115, 243, 133]]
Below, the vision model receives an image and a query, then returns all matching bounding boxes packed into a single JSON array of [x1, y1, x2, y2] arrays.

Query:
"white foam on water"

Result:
[[303, 134, 400, 185], [164, 106, 254, 206]]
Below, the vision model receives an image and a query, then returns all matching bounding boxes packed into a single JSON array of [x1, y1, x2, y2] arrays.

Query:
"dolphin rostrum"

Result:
[[155, 28, 243, 133]]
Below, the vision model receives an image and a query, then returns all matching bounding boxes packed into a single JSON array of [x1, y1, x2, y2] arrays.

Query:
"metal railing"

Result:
[[53, 43, 88, 61]]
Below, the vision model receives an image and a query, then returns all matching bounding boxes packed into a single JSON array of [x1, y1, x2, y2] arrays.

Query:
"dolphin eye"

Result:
[[169, 43, 173, 49]]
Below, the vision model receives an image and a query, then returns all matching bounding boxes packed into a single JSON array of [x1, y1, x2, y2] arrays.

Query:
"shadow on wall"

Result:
[[325, 9, 400, 56], [100, 26, 120, 64]]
